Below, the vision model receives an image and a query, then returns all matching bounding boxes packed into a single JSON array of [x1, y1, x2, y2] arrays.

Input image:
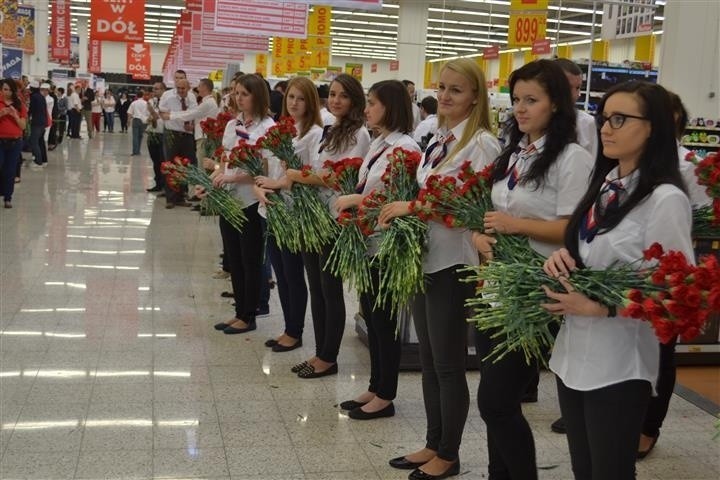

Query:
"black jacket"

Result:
[[29, 90, 48, 127]]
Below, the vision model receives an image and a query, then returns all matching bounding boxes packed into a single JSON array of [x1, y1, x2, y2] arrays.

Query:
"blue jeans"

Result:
[[29, 125, 47, 165], [131, 118, 146, 155], [104, 111, 115, 131], [0, 138, 22, 201]]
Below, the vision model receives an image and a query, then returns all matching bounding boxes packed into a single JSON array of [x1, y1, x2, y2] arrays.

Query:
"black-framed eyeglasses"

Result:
[[596, 113, 648, 129]]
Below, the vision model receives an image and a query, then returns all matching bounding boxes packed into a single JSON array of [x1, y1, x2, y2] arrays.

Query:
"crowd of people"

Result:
[[0, 57, 710, 480]]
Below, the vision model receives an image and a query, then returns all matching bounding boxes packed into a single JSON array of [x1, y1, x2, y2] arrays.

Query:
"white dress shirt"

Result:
[[102, 96, 116, 113], [312, 125, 372, 210], [320, 107, 336, 127], [413, 114, 438, 144], [158, 90, 198, 132], [576, 110, 598, 159], [69, 91, 82, 111], [677, 144, 712, 208], [169, 94, 220, 140], [416, 120, 502, 274], [551, 169, 694, 393], [127, 98, 149, 123], [491, 136, 594, 257]]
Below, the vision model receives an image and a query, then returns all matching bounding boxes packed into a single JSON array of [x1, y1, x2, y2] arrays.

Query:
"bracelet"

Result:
[[606, 305, 617, 317]]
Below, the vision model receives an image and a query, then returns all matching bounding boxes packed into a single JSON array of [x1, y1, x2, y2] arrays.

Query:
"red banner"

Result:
[[89, 39, 102, 73], [126, 43, 151, 80], [483, 46, 500, 59], [50, 0, 71, 60], [531, 39, 551, 55], [91, 0, 145, 42]]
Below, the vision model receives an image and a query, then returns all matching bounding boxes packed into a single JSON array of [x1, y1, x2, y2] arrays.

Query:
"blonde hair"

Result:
[[282, 77, 322, 138], [438, 58, 492, 165]]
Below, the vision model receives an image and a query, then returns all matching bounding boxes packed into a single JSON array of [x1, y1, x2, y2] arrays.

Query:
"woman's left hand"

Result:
[[541, 276, 607, 317], [484, 211, 519, 235], [378, 201, 411, 229], [253, 184, 275, 205], [255, 176, 281, 190]]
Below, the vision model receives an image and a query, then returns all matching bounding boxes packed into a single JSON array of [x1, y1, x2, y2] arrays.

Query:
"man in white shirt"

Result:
[[41, 83, 54, 145], [555, 58, 598, 159], [403, 80, 421, 130], [67, 84, 82, 139], [413, 96, 439, 149], [158, 78, 197, 208], [145, 82, 166, 192], [127, 91, 149, 156], [160, 78, 219, 163]]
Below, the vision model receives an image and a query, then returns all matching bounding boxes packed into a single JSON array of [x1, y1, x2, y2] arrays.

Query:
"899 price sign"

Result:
[[508, 13, 547, 47]]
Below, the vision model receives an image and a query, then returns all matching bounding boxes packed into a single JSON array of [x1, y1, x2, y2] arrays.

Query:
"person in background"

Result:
[[402, 79, 421, 129], [27, 81, 48, 168], [41, 83, 54, 149], [380, 58, 501, 480], [0, 78, 28, 208], [55, 87, 68, 145], [118, 92, 131, 133], [413, 96, 439, 149], [47, 84, 59, 150], [269, 80, 287, 120], [80, 87, 95, 139], [145, 82, 166, 193], [91, 94, 102, 133], [317, 84, 336, 127], [555, 58, 598, 159], [127, 92, 149, 156], [285, 73, 371, 379], [542, 81, 692, 480], [102, 89, 116, 132], [334, 79, 420, 420], [67, 84, 82, 139]]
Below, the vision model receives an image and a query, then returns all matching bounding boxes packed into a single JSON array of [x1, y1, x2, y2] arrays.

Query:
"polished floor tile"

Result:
[[1, 128, 718, 480]]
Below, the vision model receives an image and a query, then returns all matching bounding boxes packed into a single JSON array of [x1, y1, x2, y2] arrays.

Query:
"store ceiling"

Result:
[[61, 0, 665, 61]]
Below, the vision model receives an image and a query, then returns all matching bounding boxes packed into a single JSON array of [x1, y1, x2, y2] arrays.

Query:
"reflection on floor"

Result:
[[1, 131, 719, 479], [677, 366, 720, 409]]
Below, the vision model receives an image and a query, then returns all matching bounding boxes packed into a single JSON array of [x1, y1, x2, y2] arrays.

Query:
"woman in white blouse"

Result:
[[378, 58, 501, 480], [102, 90, 116, 132], [211, 74, 275, 335], [542, 82, 693, 479], [254, 77, 323, 352], [334, 80, 420, 420], [284, 74, 371, 379], [473, 60, 593, 480]]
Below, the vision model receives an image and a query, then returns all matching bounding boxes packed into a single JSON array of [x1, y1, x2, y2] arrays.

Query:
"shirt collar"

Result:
[[518, 134, 546, 153], [604, 165, 640, 194], [441, 117, 468, 143], [381, 130, 405, 146]]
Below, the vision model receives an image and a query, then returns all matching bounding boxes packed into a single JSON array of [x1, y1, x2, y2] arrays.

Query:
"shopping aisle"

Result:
[[0, 132, 718, 479]]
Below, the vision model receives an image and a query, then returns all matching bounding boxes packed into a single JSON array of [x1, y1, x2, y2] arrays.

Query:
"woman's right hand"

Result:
[[472, 232, 497, 261], [543, 248, 577, 278]]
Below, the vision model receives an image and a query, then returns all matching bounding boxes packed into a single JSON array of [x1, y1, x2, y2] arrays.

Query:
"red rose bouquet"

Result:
[[161, 156, 247, 230], [685, 151, 720, 237], [323, 157, 371, 292], [258, 117, 338, 252], [464, 242, 720, 364], [200, 111, 235, 160]]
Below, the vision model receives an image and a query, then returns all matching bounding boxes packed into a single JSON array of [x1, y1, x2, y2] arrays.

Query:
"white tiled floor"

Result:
[[1, 130, 719, 479]]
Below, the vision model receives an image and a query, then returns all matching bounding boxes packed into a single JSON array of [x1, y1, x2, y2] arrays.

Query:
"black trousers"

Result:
[[163, 130, 196, 204], [359, 266, 401, 400], [29, 125, 47, 165], [267, 234, 307, 339], [146, 132, 165, 189], [557, 377, 650, 480], [477, 332, 538, 480], [642, 337, 677, 438], [301, 244, 345, 363], [412, 265, 473, 461], [68, 110, 81, 138], [56, 117, 66, 144], [219, 204, 263, 323]]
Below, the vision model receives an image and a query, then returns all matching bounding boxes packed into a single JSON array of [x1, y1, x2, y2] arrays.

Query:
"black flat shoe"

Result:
[[272, 339, 302, 352], [551, 417, 566, 434], [214, 321, 233, 331], [291, 361, 309, 373], [223, 321, 257, 334], [389, 456, 426, 470], [348, 403, 394, 420], [409, 461, 460, 480], [220, 291, 234, 298], [637, 434, 658, 460], [265, 338, 278, 347], [339, 400, 368, 411], [297, 363, 337, 379]]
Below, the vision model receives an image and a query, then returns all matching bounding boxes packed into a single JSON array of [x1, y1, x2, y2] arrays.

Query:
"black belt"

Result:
[[167, 130, 193, 136]]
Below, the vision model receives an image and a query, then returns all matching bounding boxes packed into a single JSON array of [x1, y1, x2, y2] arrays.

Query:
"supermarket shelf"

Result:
[[682, 142, 720, 148], [685, 126, 720, 132]]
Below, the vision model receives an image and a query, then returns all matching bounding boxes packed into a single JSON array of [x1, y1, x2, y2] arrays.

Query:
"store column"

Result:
[[77, 18, 89, 74], [659, 1, 719, 119], [26, 0, 49, 79], [396, 0, 429, 89]]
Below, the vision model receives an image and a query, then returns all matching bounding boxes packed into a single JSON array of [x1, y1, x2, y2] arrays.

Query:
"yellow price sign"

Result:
[[311, 49, 329, 68], [508, 13, 547, 47], [510, 0, 548, 10], [273, 61, 285, 76]]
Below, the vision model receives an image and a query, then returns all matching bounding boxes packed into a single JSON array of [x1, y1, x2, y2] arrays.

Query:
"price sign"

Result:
[[508, 13, 547, 47]]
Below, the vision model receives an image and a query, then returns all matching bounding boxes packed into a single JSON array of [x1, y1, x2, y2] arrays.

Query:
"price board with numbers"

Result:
[[508, 13, 547, 47]]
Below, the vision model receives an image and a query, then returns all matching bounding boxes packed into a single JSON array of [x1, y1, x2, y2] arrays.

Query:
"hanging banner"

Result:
[[307, 5, 331, 67], [2, 47, 23, 79], [0, 0, 19, 46], [389, 60, 399, 71], [345, 63, 363, 82], [483, 46, 499, 59], [601, 0, 655, 40], [51, 0, 71, 60], [16, 5, 35, 54], [89, 39, 102, 73], [256, 53, 267, 76], [126, 43, 151, 80], [214, 0, 308, 39], [70, 35, 80, 69], [531, 39, 551, 55], [286, 0, 381, 10], [90, 0, 145, 42], [200, 0, 268, 53]]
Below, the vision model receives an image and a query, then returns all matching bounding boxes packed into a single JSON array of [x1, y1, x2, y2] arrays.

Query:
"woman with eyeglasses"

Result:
[[542, 81, 693, 479], [472, 60, 593, 480]]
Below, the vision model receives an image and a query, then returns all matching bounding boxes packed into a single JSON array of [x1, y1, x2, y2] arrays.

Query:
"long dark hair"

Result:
[[368, 80, 413, 134], [324, 74, 365, 154], [565, 81, 686, 263], [237, 74, 271, 120], [1, 78, 22, 110], [492, 60, 577, 188]]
